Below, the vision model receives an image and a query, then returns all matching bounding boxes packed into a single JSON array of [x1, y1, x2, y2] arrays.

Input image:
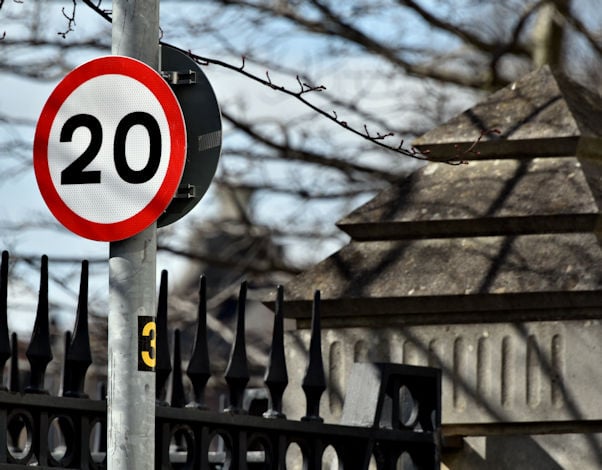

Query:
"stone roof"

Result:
[[277, 66, 602, 326], [413, 65, 602, 160], [337, 157, 600, 240]]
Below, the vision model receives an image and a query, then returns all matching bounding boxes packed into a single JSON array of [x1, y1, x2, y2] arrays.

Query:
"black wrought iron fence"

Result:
[[0, 251, 441, 469]]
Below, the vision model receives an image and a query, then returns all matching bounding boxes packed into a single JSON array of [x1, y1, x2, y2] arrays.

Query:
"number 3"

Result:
[[140, 320, 157, 369], [60, 112, 162, 185]]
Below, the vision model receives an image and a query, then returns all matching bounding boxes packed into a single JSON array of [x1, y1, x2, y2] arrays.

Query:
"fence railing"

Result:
[[0, 251, 441, 469]]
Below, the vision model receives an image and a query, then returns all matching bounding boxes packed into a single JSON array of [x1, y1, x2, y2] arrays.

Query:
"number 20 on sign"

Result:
[[34, 56, 186, 242]]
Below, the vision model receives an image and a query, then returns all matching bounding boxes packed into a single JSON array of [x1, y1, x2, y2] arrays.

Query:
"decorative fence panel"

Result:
[[0, 251, 441, 469]]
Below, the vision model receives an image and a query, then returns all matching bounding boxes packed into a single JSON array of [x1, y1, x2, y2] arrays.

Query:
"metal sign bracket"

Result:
[[174, 184, 197, 199], [160, 70, 197, 85]]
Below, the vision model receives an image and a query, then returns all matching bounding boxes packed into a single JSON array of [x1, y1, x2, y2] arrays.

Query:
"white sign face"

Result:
[[34, 56, 186, 241]]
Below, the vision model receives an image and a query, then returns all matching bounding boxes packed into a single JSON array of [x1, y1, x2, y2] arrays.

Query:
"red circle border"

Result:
[[33, 55, 186, 242]]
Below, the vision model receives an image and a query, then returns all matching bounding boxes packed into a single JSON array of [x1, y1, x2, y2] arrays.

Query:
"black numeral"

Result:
[[60, 114, 102, 185], [114, 112, 162, 184]]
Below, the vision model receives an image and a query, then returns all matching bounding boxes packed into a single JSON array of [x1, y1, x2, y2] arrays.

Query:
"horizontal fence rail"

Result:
[[0, 251, 441, 469]]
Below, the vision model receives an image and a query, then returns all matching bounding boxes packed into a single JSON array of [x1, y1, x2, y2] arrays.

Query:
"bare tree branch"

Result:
[[221, 110, 403, 181], [213, 177, 378, 200], [81, 0, 112, 23], [158, 243, 302, 276], [57, 0, 77, 39]]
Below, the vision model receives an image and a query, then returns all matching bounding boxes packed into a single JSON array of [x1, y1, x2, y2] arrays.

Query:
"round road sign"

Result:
[[33, 55, 186, 242]]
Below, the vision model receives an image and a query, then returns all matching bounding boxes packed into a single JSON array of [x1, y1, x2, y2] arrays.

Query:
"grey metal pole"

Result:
[[108, 1, 160, 469]]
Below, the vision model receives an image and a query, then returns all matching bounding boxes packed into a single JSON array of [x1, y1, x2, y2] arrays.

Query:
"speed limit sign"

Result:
[[33, 55, 186, 242]]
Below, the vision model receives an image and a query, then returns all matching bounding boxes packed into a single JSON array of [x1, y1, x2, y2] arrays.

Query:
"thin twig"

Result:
[[57, 0, 77, 39], [163, 43, 459, 163]]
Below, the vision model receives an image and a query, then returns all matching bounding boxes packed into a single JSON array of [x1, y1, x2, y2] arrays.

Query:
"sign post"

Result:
[[109, 1, 160, 468], [107, 0, 159, 470]]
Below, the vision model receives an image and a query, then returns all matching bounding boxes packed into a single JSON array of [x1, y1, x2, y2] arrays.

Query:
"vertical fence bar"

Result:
[[187, 275, 211, 410], [170, 329, 186, 408], [95, 382, 107, 458], [0, 251, 10, 390], [0, 399, 6, 464], [0, 254, 8, 462], [9, 332, 19, 393], [64, 260, 92, 398], [302, 290, 326, 422], [25, 255, 52, 394], [264, 285, 288, 419], [62, 330, 71, 396], [224, 281, 249, 413], [156, 270, 172, 405]]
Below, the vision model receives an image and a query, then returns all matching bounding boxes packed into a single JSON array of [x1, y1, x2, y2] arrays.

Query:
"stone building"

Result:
[[278, 66, 602, 469]]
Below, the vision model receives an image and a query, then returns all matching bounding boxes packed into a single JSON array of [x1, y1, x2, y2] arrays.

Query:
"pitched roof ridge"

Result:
[[412, 65, 602, 160]]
